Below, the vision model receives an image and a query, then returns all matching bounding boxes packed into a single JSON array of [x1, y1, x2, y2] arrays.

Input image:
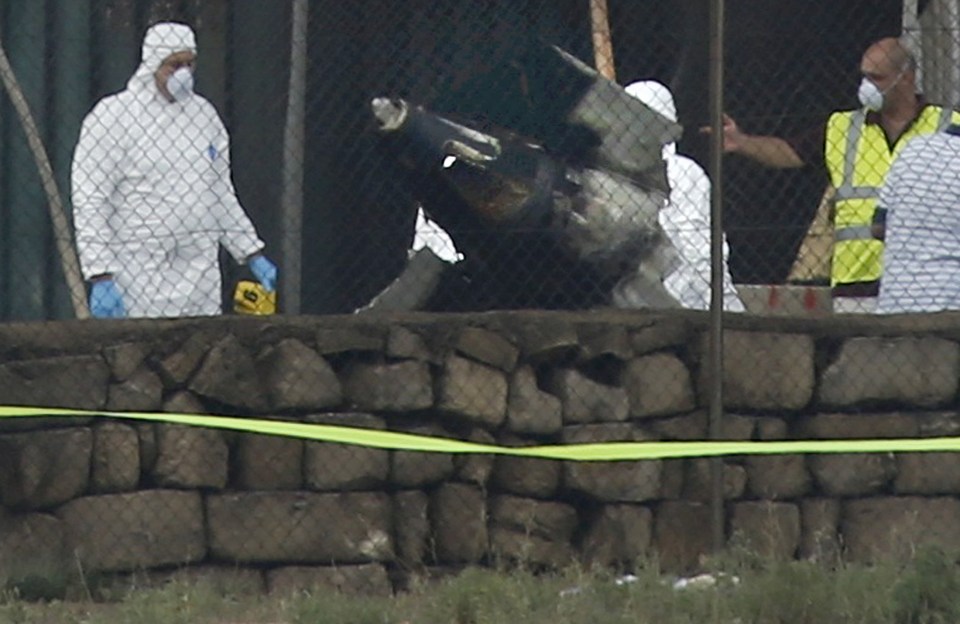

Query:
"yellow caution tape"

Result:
[[1, 405, 958, 461]]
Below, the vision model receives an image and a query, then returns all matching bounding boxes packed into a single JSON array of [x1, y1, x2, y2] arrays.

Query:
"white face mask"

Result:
[[857, 79, 883, 111], [166, 67, 194, 102], [857, 71, 904, 112]]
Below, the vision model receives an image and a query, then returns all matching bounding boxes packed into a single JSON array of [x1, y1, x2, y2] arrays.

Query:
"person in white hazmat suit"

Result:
[[71, 22, 277, 318], [617, 80, 744, 312]]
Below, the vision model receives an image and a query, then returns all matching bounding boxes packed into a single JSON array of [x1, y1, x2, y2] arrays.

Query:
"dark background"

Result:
[[0, 0, 906, 318]]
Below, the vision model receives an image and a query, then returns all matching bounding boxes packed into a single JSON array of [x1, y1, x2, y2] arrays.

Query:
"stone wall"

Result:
[[2, 310, 960, 595]]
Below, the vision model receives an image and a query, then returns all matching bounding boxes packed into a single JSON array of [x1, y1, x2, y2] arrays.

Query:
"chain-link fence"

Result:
[[4, 0, 960, 605], [2, 0, 958, 319], [5, 314, 960, 600]]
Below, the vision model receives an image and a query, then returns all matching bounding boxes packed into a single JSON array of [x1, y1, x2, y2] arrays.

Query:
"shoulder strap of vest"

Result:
[[937, 105, 953, 131], [835, 110, 867, 200]]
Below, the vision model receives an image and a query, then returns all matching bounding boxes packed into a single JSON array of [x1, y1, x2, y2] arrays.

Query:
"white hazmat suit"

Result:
[[71, 23, 265, 317], [412, 206, 461, 263], [618, 81, 744, 312]]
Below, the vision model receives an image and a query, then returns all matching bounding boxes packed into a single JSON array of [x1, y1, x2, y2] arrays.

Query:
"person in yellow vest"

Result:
[[706, 37, 959, 313]]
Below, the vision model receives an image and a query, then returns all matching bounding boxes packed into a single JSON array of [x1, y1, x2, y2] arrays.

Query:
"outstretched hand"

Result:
[[699, 113, 743, 153]]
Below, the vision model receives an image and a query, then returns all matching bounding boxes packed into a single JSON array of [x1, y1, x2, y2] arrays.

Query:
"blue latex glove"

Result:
[[249, 254, 278, 292], [89, 280, 126, 318]]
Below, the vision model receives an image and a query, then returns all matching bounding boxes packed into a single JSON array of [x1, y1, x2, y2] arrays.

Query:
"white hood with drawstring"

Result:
[[617, 80, 744, 312], [71, 22, 264, 318]]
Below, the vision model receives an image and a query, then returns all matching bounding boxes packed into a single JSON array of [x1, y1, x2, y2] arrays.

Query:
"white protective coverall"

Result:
[[619, 81, 744, 312], [71, 23, 265, 317], [412, 206, 462, 263]]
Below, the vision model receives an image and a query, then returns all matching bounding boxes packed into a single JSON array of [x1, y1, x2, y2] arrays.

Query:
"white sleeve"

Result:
[[892, 136, 941, 200], [208, 108, 265, 262], [71, 100, 123, 279]]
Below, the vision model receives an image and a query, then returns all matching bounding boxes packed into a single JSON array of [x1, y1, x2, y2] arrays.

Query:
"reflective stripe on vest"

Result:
[[826, 105, 955, 286], [834, 107, 952, 204], [834, 225, 874, 242]]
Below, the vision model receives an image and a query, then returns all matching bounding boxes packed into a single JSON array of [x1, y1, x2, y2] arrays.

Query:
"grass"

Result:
[[2, 547, 960, 623]]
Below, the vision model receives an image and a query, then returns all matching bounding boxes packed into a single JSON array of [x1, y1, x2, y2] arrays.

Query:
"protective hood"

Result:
[[625, 80, 678, 156], [126, 22, 197, 94]]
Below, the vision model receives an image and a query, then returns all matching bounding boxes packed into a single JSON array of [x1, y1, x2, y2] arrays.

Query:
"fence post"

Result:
[[281, 0, 308, 315], [707, 0, 726, 554]]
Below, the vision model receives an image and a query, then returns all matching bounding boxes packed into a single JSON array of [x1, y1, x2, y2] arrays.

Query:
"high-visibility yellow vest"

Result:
[[824, 105, 957, 288]]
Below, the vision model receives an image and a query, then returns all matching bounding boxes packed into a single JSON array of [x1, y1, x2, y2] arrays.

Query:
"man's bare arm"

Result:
[[701, 113, 805, 169]]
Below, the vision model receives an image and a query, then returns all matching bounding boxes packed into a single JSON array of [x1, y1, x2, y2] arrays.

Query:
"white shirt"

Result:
[[876, 131, 960, 313]]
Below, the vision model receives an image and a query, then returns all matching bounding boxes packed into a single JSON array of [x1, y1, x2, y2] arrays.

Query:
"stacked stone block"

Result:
[[0, 313, 959, 595]]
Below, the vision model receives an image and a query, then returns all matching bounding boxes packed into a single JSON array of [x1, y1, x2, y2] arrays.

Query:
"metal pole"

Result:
[[281, 0, 308, 314], [590, 0, 617, 81], [901, 0, 923, 92], [707, 0, 726, 554], [948, 0, 960, 109]]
